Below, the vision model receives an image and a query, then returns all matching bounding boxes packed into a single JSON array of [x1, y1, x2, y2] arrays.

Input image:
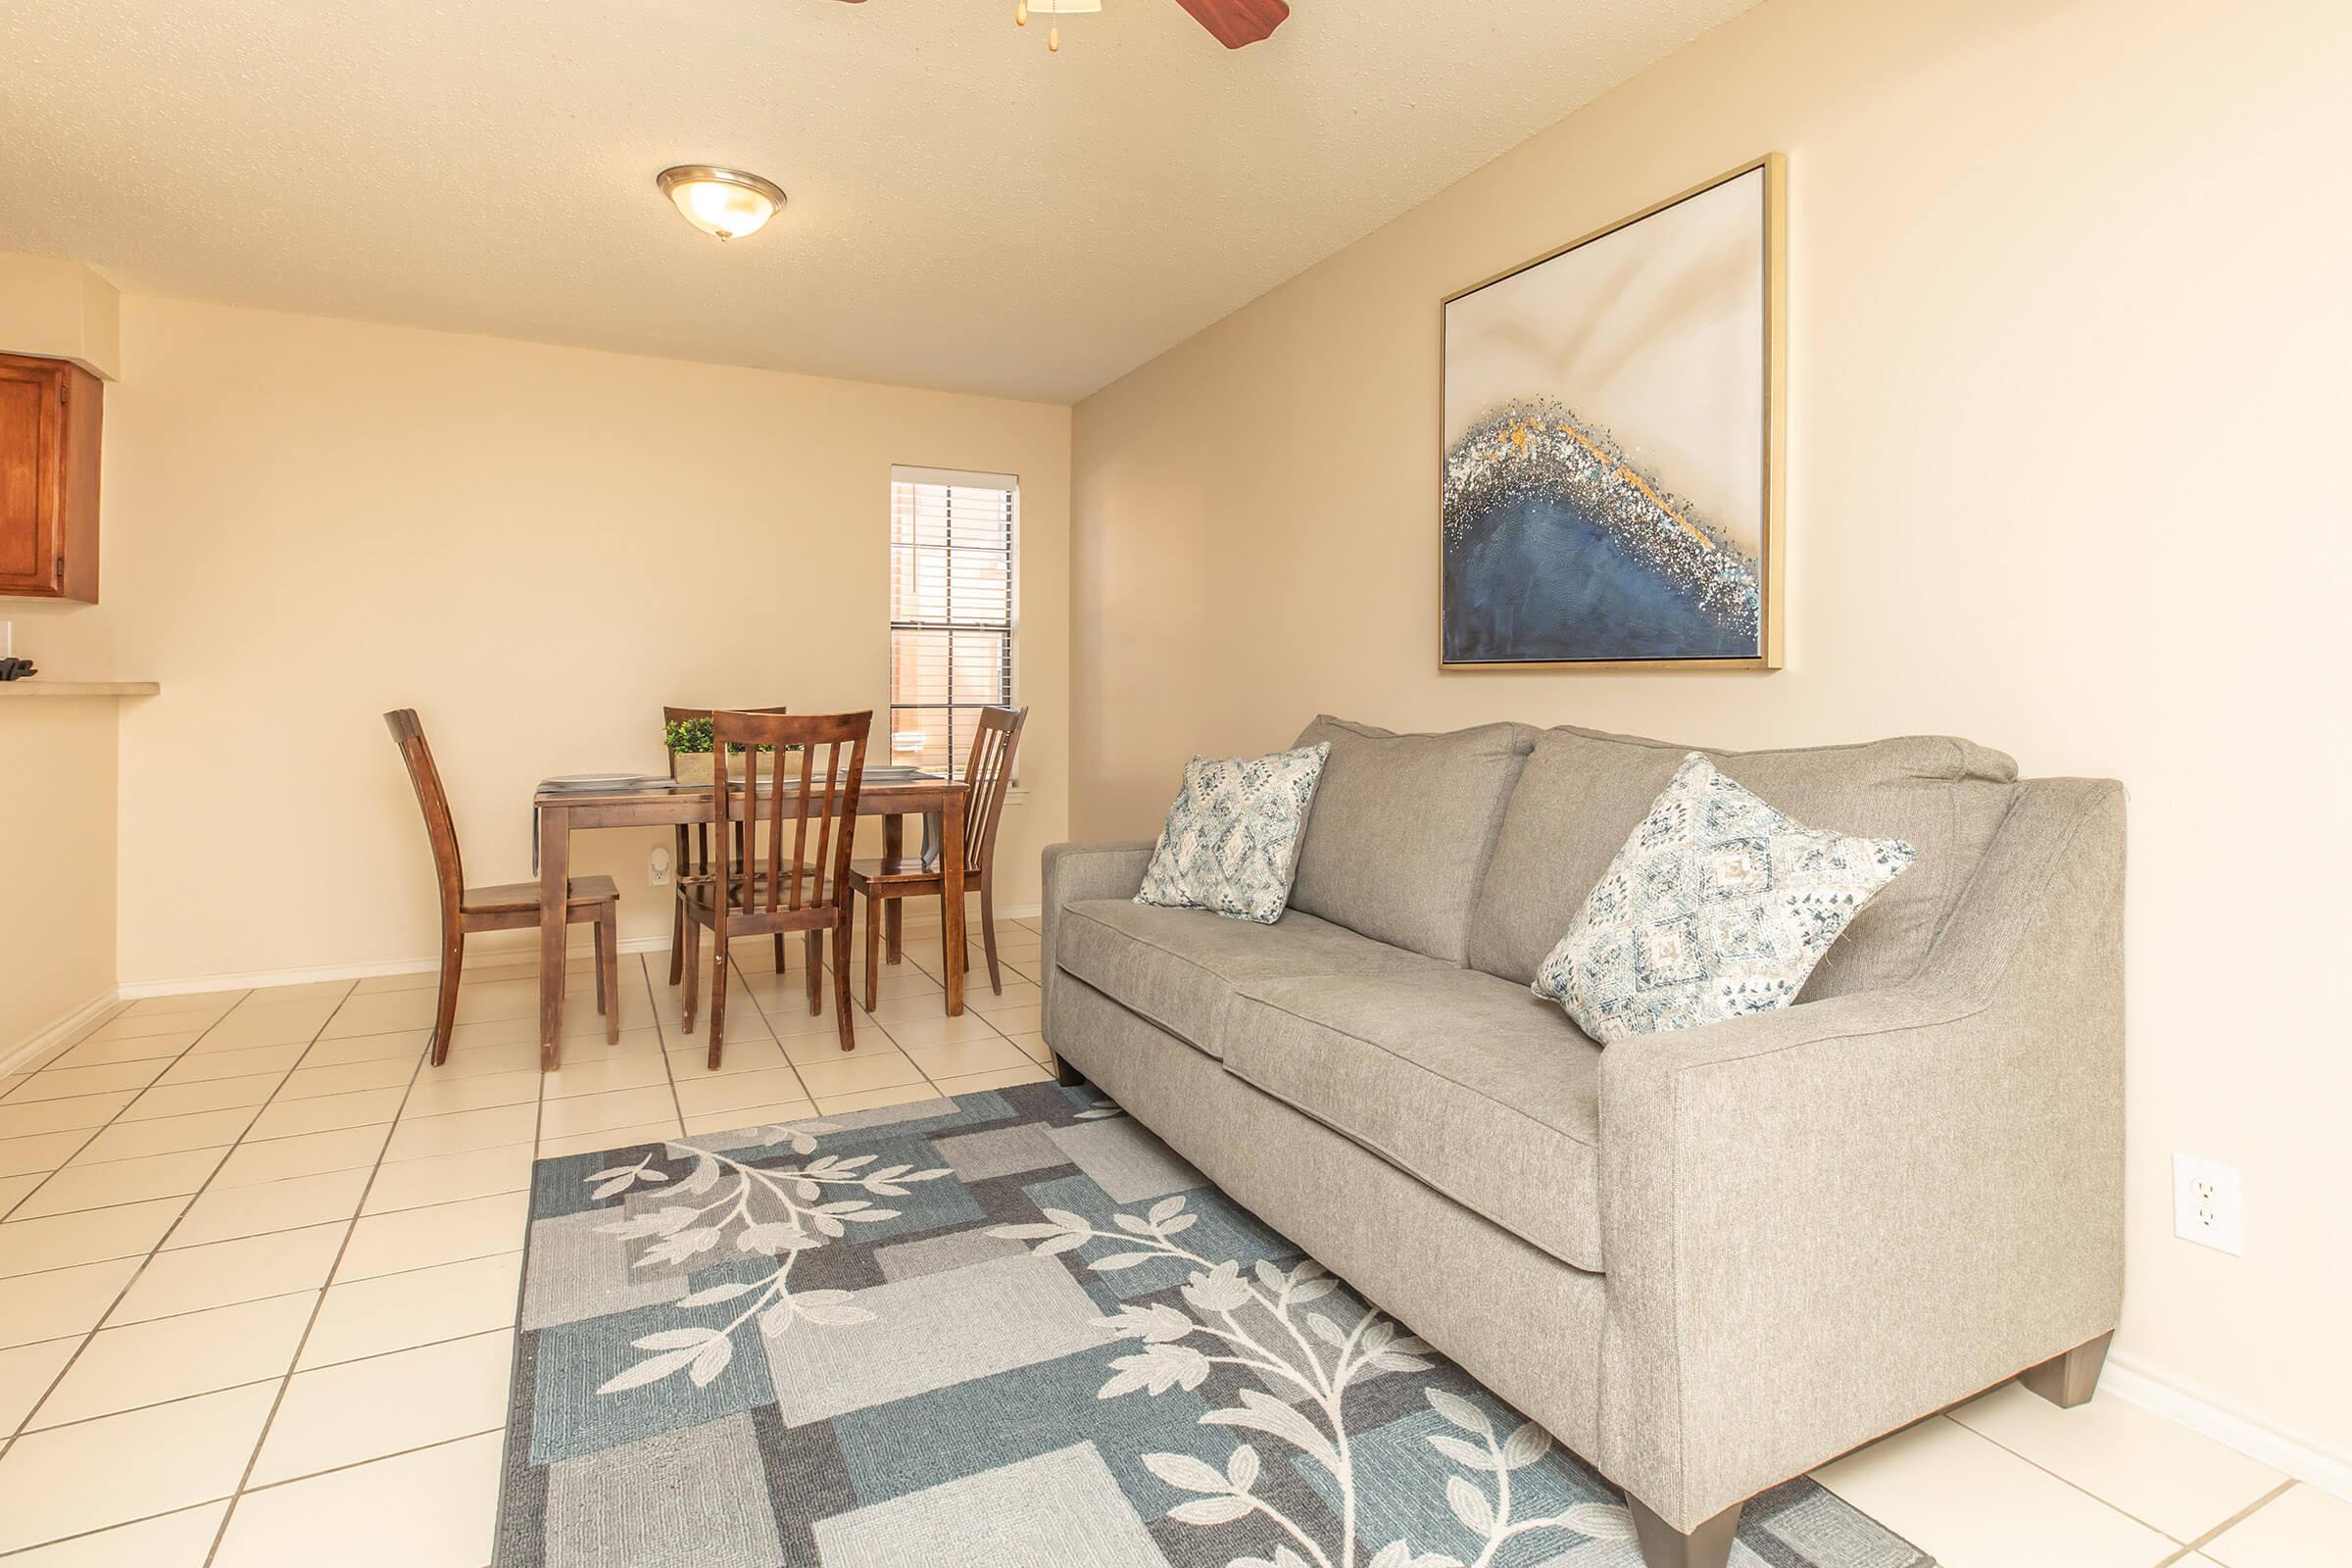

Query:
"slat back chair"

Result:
[[662, 704, 787, 984], [384, 709, 619, 1064], [852, 705, 1027, 1007], [679, 710, 872, 1064]]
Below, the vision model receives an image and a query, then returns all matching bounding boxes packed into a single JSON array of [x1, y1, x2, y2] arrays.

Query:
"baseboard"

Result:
[[1, 990, 122, 1077], [2102, 1349, 2352, 1502]]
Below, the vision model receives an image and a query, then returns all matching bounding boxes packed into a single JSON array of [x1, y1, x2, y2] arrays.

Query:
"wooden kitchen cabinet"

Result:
[[0, 351, 103, 602]]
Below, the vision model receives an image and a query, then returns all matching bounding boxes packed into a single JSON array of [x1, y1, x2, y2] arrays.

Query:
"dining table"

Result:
[[530, 770, 969, 1069]]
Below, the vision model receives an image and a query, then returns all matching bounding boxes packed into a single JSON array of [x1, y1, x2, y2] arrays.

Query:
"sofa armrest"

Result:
[[1595, 777, 2125, 1531], [1040, 841, 1157, 1049]]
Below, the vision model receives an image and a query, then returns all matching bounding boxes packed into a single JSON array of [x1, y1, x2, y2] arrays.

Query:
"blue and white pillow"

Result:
[[1536, 753, 1917, 1043], [1136, 744, 1331, 924]]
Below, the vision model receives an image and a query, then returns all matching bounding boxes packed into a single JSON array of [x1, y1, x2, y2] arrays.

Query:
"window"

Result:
[[888, 466, 1017, 778]]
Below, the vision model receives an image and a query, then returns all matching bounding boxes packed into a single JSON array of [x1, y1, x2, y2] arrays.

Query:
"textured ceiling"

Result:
[[0, 0, 1758, 402]]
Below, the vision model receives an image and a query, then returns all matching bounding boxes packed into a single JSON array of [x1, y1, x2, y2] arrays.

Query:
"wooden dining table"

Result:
[[531, 772, 969, 1069]]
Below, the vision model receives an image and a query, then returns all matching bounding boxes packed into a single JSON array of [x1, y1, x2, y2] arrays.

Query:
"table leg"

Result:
[[940, 802, 966, 1016], [538, 805, 569, 1071], [881, 814, 905, 964]]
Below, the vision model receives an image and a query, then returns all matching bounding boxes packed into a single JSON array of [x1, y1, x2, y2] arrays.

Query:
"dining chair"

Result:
[[662, 705, 787, 986], [383, 709, 620, 1065], [851, 705, 1027, 1009], [679, 710, 871, 1065]]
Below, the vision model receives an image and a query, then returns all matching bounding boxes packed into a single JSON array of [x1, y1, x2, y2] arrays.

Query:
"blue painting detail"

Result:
[[1444, 398, 1761, 663]]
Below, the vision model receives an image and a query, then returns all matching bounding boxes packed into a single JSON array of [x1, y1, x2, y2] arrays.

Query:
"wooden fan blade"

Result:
[[1172, 0, 1290, 49]]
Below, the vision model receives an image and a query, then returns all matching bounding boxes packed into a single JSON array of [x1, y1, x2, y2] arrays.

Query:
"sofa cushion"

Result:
[[1287, 715, 1535, 964], [1054, 899, 1446, 1059], [1469, 726, 2017, 1001], [1222, 968, 1606, 1272]]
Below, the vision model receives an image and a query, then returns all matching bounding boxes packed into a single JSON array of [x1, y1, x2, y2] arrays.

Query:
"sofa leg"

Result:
[[1053, 1052, 1085, 1087], [1629, 1496, 1740, 1568], [2020, 1330, 2113, 1409]]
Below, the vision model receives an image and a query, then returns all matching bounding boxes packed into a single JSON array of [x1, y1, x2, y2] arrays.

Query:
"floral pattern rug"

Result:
[[494, 1082, 1933, 1568]]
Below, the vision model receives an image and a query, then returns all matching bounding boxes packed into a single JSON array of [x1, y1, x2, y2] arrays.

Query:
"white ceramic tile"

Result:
[[0, 1092, 138, 1141], [1001, 1030, 1054, 1065], [0, 1196, 190, 1278], [301, 1251, 522, 1368], [10, 1147, 227, 1219], [215, 1430, 502, 1568], [0, 1259, 142, 1348], [795, 1051, 925, 1100], [243, 1086, 408, 1142], [0, 1336, 81, 1429], [298, 1029, 430, 1068], [43, 1030, 204, 1069], [167, 1166, 372, 1248], [210, 1124, 391, 1187], [243, 980, 355, 1007], [670, 1065, 811, 1119], [0, 1382, 276, 1553], [335, 1191, 529, 1282], [668, 1035, 792, 1078], [814, 1082, 947, 1116], [679, 1099, 818, 1135], [250, 1328, 513, 1485], [192, 1001, 338, 1053], [0, 1171, 40, 1212], [28, 1291, 317, 1428], [536, 1086, 674, 1141], [76, 1009, 215, 1043], [1814, 1416, 2175, 1568], [383, 1102, 538, 1162], [0, 1128, 92, 1179], [320, 989, 440, 1039], [109, 1222, 347, 1323], [1952, 1383, 2286, 1542], [398, 1067, 540, 1118], [2205, 1483, 2352, 1568], [877, 1011, 1008, 1051], [124, 990, 244, 1017], [68, 1106, 259, 1164], [967, 981, 1042, 1013], [931, 1062, 1054, 1094], [776, 1028, 905, 1067], [536, 1119, 682, 1159], [539, 1053, 669, 1100], [154, 1043, 305, 1085], [434, 1041, 542, 1078], [905, 1036, 1034, 1079], [361, 1142, 535, 1215], [274, 1057, 417, 1102], [118, 1074, 282, 1122], [0, 1501, 228, 1568], [4, 1060, 170, 1102]]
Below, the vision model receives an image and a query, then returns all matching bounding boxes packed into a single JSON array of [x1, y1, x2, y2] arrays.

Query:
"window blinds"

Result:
[[888, 466, 1017, 778]]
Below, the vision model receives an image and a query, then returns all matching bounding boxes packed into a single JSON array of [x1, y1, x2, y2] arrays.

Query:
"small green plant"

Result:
[[663, 717, 792, 755]]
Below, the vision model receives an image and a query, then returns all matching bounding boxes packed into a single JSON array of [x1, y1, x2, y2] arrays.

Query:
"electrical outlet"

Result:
[[2173, 1154, 2242, 1255], [649, 846, 671, 888]]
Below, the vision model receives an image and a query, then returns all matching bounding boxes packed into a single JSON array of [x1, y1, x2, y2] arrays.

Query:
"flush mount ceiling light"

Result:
[[656, 165, 787, 241]]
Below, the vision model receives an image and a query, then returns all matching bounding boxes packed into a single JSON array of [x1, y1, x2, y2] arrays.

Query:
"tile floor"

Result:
[[0, 907, 2343, 1566]]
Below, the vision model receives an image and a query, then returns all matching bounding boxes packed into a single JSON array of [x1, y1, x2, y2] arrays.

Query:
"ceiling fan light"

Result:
[[657, 165, 786, 242]]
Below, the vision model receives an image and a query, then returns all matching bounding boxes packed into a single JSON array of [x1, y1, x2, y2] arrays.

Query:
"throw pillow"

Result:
[[1534, 752, 1918, 1043], [1136, 744, 1332, 923]]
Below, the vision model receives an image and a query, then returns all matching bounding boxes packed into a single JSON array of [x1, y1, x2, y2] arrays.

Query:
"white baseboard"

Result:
[[2102, 1349, 2352, 1502], [1, 991, 122, 1077]]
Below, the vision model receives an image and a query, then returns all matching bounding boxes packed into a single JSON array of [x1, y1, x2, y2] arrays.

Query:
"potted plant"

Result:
[[663, 717, 790, 785]]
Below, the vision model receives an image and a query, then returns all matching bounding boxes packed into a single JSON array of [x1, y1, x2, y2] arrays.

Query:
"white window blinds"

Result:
[[888, 466, 1017, 778]]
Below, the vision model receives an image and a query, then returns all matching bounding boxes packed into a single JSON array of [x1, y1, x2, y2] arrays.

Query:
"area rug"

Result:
[[495, 1082, 1933, 1568]]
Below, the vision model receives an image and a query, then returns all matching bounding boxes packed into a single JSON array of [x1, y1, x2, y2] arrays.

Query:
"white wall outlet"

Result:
[[2173, 1153, 2243, 1255], [649, 845, 671, 888]]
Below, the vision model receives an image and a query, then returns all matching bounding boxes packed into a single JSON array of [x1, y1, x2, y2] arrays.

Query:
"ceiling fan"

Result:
[[826, 0, 1291, 51]]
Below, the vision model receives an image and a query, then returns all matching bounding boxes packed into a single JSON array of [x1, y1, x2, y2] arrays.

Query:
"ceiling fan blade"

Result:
[[1171, 0, 1291, 49]]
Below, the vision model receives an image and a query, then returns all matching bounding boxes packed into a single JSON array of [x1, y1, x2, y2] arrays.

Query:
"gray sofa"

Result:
[[1040, 716, 2125, 1568]]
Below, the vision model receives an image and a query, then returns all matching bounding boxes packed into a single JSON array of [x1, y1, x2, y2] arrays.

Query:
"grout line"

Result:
[[2150, 1479, 2298, 1565]]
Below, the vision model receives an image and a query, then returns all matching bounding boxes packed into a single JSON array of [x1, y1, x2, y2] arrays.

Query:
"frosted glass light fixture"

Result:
[[657, 166, 787, 241]]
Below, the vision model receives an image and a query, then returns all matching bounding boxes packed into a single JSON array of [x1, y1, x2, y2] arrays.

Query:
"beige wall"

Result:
[[1073, 0, 2351, 1474], [0, 698, 119, 1050], [10, 293, 1069, 993]]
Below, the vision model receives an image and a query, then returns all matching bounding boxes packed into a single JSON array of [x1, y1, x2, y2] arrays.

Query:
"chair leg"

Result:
[[707, 942, 729, 1069], [681, 914, 702, 1033], [1629, 1496, 1741, 1568], [2021, 1331, 2113, 1409], [599, 905, 620, 1044], [979, 881, 1003, 996], [885, 894, 902, 965], [864, 892, 883, 1011], [667, 896, 686, 987], [833, 919, 857, 1053], [804, 931, 823, 1015], [592, 917, 609, 1015], [430, 931, 464, 1067], [773, 933, 787, 974]]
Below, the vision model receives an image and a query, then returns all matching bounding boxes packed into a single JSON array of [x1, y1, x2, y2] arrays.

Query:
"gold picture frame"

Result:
[[1439, 153, 1786, 671]]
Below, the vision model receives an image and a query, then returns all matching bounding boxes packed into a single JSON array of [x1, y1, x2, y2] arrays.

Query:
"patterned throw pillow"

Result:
[[1136, 744, 1331, 924], [1535, 753, 1917, 1044]]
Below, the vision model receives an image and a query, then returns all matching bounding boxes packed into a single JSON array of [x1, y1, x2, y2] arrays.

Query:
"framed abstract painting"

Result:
[[1441, 154, 1786, 669]]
